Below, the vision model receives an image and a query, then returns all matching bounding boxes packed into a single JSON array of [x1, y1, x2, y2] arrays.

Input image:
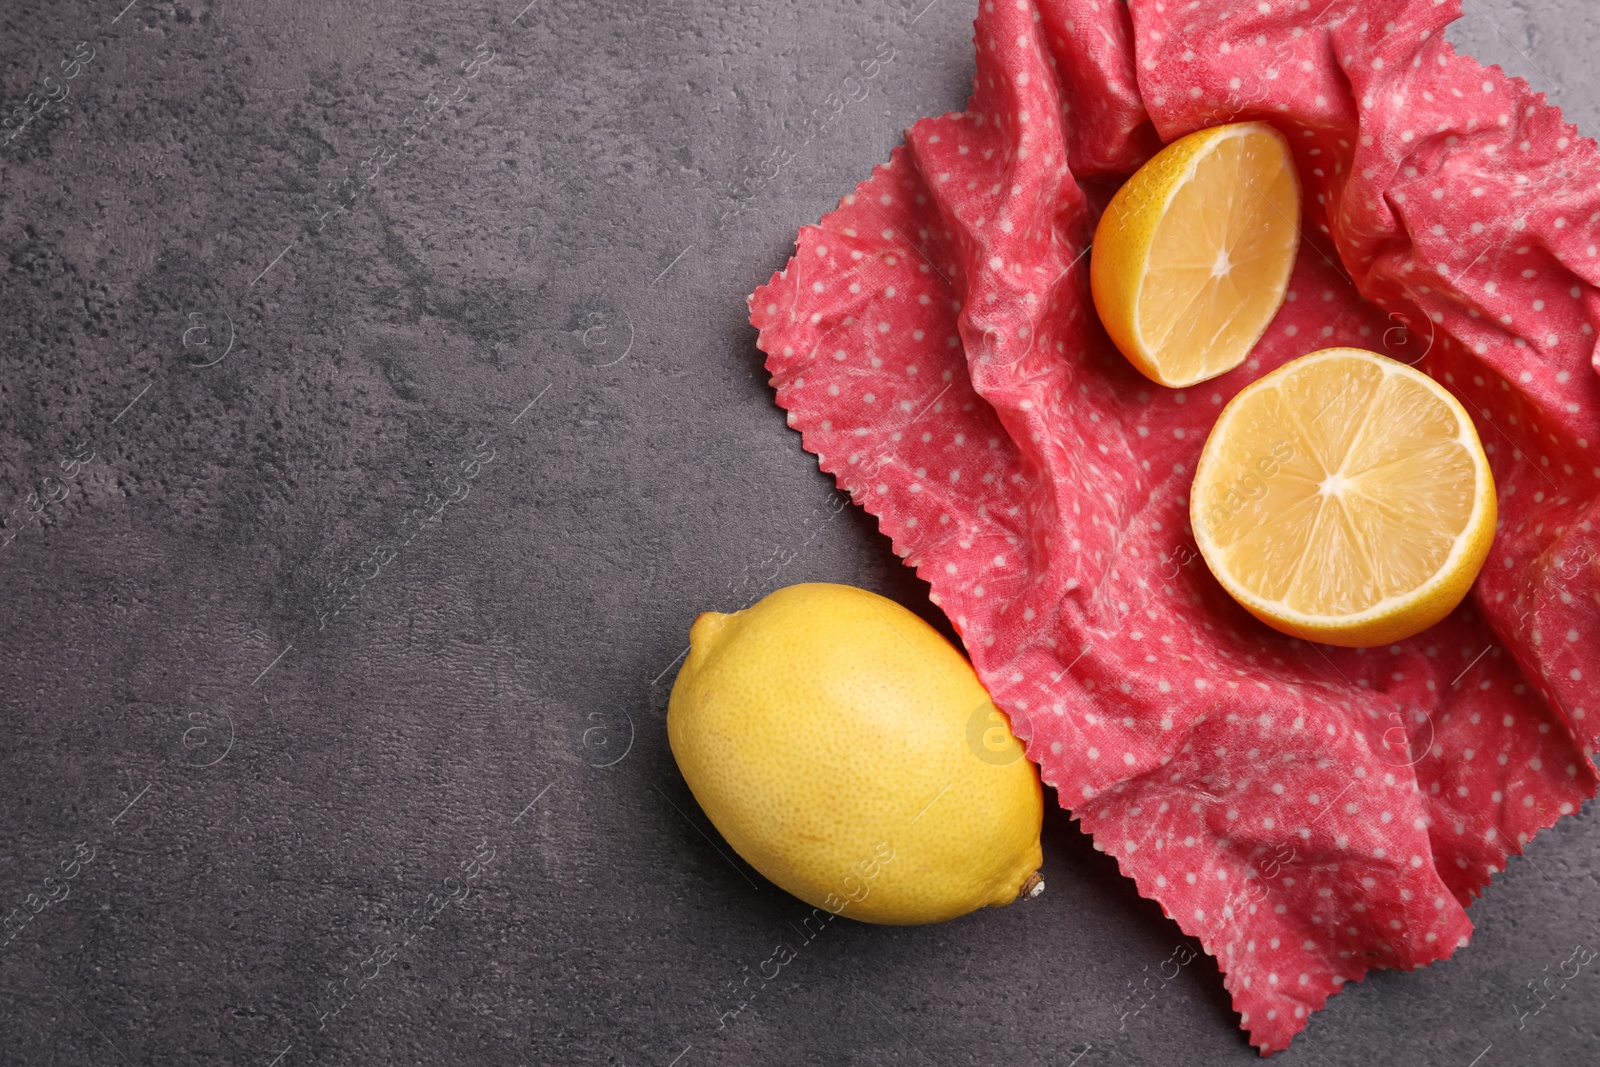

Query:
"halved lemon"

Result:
[[1090, 121, 1301, 388], [1191, 348, 1496, 647]]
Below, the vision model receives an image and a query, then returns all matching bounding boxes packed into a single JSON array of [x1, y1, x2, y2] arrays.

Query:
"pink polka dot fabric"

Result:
[[748, 0, 1600, 1055]]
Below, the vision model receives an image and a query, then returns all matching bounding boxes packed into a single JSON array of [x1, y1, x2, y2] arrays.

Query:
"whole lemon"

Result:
[[667, 583, 1043, 925]]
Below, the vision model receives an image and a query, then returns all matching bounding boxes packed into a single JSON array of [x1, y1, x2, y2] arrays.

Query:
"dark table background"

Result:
[[1, 1, 1596, 1064]]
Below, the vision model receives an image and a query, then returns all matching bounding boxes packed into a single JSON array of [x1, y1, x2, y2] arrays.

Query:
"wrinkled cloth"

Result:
[[748, 0, 1600, 1054]]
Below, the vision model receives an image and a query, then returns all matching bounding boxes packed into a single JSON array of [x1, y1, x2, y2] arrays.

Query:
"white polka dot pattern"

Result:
[[749, 0, 1599, 1055]]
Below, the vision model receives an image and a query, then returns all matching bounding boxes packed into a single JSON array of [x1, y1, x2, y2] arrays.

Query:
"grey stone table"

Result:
[[0, 1, 1595, 1064]]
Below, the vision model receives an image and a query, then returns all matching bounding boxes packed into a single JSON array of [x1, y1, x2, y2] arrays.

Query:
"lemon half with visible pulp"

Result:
[[667, 583, 1043, 925], [1191, 348, 1496, 647], [1091, 121, 1301, 387]]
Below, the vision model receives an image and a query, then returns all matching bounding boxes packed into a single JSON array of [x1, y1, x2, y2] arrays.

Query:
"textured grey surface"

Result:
[[0, 1, 1596, 1065]]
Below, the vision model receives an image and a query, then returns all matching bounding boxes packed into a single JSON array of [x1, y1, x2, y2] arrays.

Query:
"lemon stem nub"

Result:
[[1018, 871, 1045, 901]]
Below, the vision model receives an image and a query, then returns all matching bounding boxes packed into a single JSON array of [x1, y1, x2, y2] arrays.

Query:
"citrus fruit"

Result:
[[667, 583, 1044, 925], [1191, 347, 1497, 647], [1090, 120, 1301, 387]]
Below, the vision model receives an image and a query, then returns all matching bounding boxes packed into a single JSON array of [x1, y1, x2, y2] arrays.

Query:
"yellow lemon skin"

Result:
[[1091, 120, 1300, 388], [667, 583, 1043, 925]]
